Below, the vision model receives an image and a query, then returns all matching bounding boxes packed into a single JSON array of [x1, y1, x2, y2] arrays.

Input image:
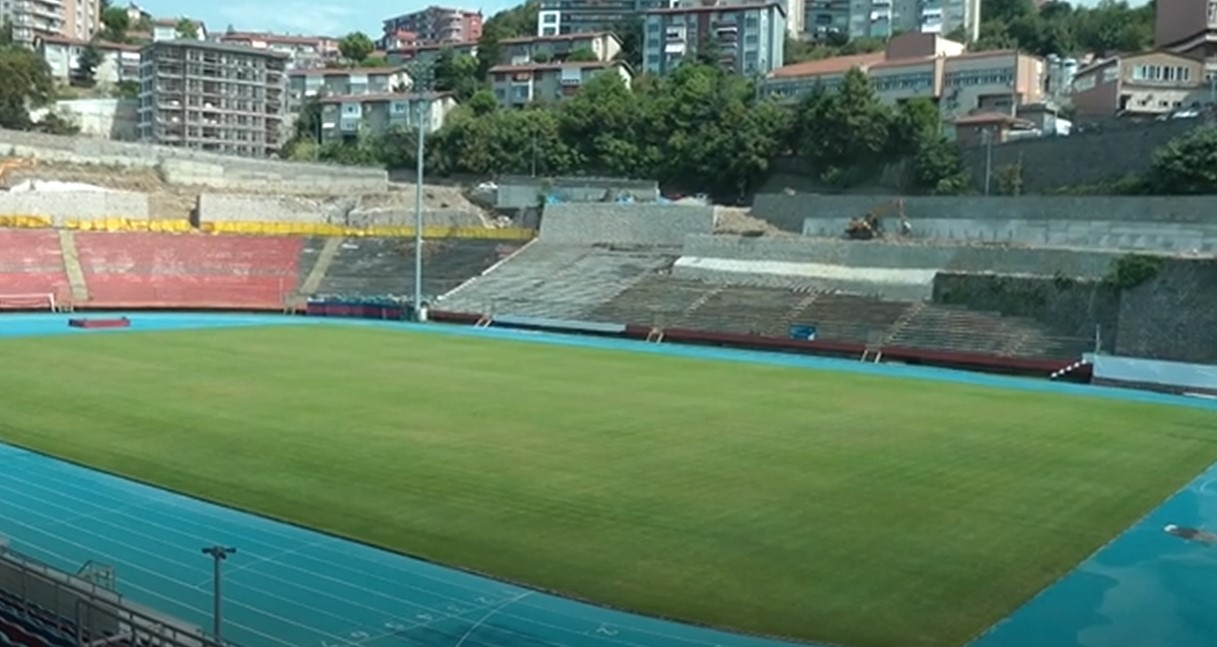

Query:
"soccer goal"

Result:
[[0, 293, 59, 312]]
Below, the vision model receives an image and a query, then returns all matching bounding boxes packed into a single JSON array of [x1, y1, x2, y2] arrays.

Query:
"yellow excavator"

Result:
[[845, 199, 910, 240]]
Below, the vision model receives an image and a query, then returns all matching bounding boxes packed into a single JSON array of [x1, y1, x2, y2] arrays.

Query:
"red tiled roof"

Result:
[[952, 112, 1032, 126], [37, 34, 140, 51], [869, 56, 936, 70], [769, 52, 883, 78], [289, 66, 407, 77], [489, 60, 618, 73], [221, 32, 335, 45], [318, 91, 454, 103]]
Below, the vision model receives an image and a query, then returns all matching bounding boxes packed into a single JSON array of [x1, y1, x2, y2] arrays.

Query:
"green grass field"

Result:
[[1, 325, 1215, 647]]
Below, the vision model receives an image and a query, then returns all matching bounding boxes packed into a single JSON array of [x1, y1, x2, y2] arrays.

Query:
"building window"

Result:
[[543, 13, 557, 22]]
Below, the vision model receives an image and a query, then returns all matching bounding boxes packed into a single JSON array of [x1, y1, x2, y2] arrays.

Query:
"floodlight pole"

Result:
[[410, 62, 434, 322], [202, 546, 236, 644]]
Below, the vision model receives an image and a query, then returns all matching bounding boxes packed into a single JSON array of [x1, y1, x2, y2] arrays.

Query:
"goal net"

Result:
[[0, 293, 57, 312]]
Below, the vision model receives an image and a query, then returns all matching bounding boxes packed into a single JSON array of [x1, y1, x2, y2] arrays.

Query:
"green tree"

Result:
[[1144, 126, 1217, 194], [559, 71, 647, 177], [911, 136, 971, 194], [175, 18, 198, 40], [0, 45, 54, 130], [432, 51, 482, 101], [338, 32, 375, 63], [609, 16, 643, 70], [476, 1, 538, 79], [795, 68, 892, 186], [75, 42, 103, 86], [100, 7, 129, 41], [281, 96, 324, 160]]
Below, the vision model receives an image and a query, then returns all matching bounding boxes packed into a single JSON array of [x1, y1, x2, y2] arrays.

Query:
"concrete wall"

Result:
[[958, 118, 1203, 194], [498, 176, 661, 209], [0, 128, 387, 194], [0, 189, 148, 222], [196, 194, 483, 228], [538, 203, 714, 245], [1117, 259, 1217, 363]]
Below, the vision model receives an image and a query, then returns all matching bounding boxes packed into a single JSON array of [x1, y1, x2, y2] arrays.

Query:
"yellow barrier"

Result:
[[1, 216, 537, 240]]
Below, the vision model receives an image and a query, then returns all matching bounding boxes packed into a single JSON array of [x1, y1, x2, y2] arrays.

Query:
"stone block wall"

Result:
[[0, 190, 148, 222], [539, 203, 715, 245]]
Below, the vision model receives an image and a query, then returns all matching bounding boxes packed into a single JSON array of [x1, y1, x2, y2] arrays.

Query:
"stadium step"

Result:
[[55, 230, 88, 305], [299, 237, 343, 297]]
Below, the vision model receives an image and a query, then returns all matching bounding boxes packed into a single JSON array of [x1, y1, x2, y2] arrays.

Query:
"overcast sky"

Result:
[[133, 0, 1150, 39]]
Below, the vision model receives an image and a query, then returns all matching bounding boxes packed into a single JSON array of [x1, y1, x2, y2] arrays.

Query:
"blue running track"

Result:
[[0, 312, 1215, 647]]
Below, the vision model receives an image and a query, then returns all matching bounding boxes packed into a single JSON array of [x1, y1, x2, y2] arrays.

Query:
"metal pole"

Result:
[[413, 96, 426, 321], [202, 546, 235, 644], [983, 129, 993, 196], [530, 131, 537, 178]]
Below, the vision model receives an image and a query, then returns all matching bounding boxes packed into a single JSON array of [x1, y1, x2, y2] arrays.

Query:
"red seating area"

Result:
[[75, 233, 302, 309], [0, 231, 69, 304]]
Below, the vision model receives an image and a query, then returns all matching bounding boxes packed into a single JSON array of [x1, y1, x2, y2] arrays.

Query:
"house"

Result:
[[499, 32, 621, 65], [219, 31, 340, 70], [151, 18, 207, 42], [381, 6, 483, 45], [37, 35, 141, 85], [1070, 50, 1210, 117], [762, 33, 1046, 119], [950, 112, 1037, 146], [319, 92, 458, 142], [488, 60, 632, 107], [385, 41, 479, 67], [287, 67, 414, 111]]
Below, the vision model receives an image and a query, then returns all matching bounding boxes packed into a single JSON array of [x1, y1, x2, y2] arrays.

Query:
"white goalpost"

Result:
[[0, 293, 59, 312]]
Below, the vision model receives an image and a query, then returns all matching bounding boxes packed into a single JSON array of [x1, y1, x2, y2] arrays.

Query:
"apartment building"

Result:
[[385, 40, 478, 67], [1, 0, 100, 48], [37, 34, 140, 84], [489, 60, 632, 107], [137, 40, 288, 158], [219, 31, 339, 70], [642, 1, 787, 76], [1070, 50, 1209, 117], [762, 33, 1043, 118], [847, 0, 980, 42], [1156, 0, 1217, 78], [537, 0, 674, 37], [501, 32, 621, 65], [150, 17, 206, 42], [287, 66, 412, 109], [319, 92, 458, 142], [804, 0, 849, 40], [382, 6, 482, 45]]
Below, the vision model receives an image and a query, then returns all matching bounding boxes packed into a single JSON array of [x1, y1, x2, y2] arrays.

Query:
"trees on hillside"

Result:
[[338, 32, 375, 64]]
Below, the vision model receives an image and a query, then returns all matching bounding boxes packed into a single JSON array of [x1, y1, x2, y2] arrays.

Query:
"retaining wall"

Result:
[[538, 204, 715, 245], [751, 193, 1217, 237], [0, 128, 387, 194], [0, 189, 148, 222], [196, 194, 485, 229], [1117, 259, 1217, 363]]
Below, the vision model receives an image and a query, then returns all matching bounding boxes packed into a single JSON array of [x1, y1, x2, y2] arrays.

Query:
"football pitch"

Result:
[[1, 324, 1215, 647]]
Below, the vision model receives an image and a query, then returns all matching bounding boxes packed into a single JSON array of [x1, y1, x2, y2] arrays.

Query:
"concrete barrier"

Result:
[[197, 194, 489, 229], [538, 204, 715, 245], [0, 190, 148, 223], [0, 128, 387, 194]]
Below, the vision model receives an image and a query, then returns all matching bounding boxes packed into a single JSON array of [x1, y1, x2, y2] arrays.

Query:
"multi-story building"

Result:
[[319, 92, 458, 143], [488, 60, 632, 107], [287, 66, 413, 109], [1156, 0, 1217, 77], [804, 0, 850, 40], [381, 6, 482, 45], [1070, 50, 1210, 118], [762, 33, 1043, 119], [137, 40, 287, 157], [847, 0, 980, 42], [1, 0, 100, 48], [149, 17, 207, 42], [37, 34, 140, 84], [500, 32, 621, 65], [385, 40, 479, 67], [537, 0, 674, 37], [219, 31, 340, 70], [642, 1, 786, 77]]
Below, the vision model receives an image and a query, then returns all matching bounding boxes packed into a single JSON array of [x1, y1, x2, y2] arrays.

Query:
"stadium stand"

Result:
[[74, 232, 302, 309], [438, 244, 679, 319], [888, 304, 1092, 359], [0, 231, 69, 305], [301, 238, 517, 301]]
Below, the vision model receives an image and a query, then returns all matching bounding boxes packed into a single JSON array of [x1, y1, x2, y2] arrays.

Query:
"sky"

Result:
[[134, 0, 1146, 39]]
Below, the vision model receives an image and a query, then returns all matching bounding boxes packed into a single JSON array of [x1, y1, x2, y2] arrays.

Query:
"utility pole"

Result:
[[201, 546, 236, 644], [983, 128, 993, 196]]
